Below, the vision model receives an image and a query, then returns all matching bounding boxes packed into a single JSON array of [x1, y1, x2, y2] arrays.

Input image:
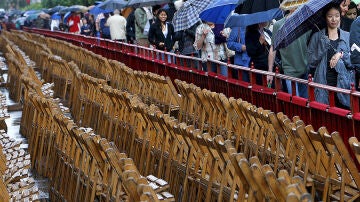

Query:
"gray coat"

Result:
[[308, 28, 354, 107]]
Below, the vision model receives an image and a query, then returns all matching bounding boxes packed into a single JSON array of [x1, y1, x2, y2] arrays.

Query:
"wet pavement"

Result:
[[1, 52, 50, 201]]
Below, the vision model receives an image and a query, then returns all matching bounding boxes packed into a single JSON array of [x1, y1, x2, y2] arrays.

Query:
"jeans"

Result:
[[159, 51, 174, 64], [180, 53, 200, 69], [285, 73, 308, 98], [202, 59, 228, 77]]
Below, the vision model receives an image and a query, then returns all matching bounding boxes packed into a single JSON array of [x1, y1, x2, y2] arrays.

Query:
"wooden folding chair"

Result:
[[349, 137, 360, 164], [318, 128, 360, 201]]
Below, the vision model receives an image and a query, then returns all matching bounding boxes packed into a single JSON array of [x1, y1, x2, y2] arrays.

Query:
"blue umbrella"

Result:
[[224, 8, 283, 28], [172, 0, 213, 32], [51, 12, 61, 20], [89, 6, 113, 16], [274, 0, 343, 50], [63, 11, 71, 23], [199, 0, 244, 24]]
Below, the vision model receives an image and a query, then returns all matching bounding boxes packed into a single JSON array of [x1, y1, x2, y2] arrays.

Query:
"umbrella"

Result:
[[51, 12, 61, 20], [15, 17, 26, 26], [89, 6, 113, 16], [97, 0, 128, 10], [63, 11, 71, 23], [225, 8, 283, 28], [224, 0, 283, 28], [59, 5, 89, 14], [238, 0, 280, 14], [126, 0, 173, 8], [25, 13, 43, 22], [8, 10, 23, 17], [39, 13, 51, 19], [23, 10, 43, 17], [274, 0, 343, 50], [172, 0, 213, 32], [199, 0, 244, 24], [47, 6, 67, 15]]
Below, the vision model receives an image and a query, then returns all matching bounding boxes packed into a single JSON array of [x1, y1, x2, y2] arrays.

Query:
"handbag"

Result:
[[224, 27, 241, 58], [225, 44, 235, 58]]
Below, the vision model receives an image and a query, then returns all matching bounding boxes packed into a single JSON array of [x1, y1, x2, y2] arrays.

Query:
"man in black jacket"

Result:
[[126, 9, 136, 44], [350, 17, 360, 91]]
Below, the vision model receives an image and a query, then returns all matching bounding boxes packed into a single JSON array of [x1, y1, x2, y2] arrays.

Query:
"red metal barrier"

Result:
[[22, 28, 360, 142]]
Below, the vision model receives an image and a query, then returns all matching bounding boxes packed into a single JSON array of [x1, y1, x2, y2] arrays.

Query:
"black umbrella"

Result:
[[238, 0, 282, 14], [225, 0, 283, 28]]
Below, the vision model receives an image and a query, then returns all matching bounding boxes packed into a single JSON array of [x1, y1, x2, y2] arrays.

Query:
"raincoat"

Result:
[[308, 28, 354, 107]]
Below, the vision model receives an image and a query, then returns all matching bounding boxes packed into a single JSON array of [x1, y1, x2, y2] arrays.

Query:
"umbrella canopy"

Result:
[[224, 0, 283, 28], [51, 12, 62, 20], [47, 6, 67, 15], [172, 0, 213, 32], [238, 0, 281, 14], [97, 0, 128, 10], [39, 13, 51, 19], [63, 11, 72, 23], [8, 10, 23, 17], [59, 5, 88, 14], [126, 0, 173, 8], [274, 0, 343, 50], [15, 17, 26, 25], [225, 8, 283, 28], [199, 0, 244, 24], [89, 5, 113, 16], [23, 10, 43, 17], [25, 12, 43, 22]]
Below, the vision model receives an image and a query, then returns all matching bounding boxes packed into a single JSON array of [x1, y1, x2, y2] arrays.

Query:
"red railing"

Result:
[[22, 27, 360, 144]]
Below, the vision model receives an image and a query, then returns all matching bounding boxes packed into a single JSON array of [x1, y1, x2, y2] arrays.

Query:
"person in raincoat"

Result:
[[308, 3, 354, 108]]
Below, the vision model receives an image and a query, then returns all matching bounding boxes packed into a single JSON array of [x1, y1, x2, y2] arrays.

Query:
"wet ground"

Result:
[[1, 52, 50, 201]]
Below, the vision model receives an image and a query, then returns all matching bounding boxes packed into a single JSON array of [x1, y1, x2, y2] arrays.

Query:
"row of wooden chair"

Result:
[[9, 30, 360, 201], [3, 30, 52, 68], [15, 31, 181, 117]]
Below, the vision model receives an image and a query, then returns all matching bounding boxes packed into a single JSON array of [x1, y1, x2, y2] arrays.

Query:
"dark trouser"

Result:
[[180, 52, 200, 69], [356, 71, 360, 91]]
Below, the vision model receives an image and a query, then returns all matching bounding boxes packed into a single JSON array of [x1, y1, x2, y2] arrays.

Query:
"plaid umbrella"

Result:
[[172, 0, 213, 32], [274, 0, 343, 50]]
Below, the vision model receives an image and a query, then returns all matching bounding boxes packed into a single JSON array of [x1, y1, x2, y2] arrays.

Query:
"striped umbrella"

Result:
[[274, 0, 343, 50]]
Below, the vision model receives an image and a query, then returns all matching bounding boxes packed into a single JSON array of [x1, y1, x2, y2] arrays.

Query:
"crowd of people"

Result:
[[2, 0, 360, 109]]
